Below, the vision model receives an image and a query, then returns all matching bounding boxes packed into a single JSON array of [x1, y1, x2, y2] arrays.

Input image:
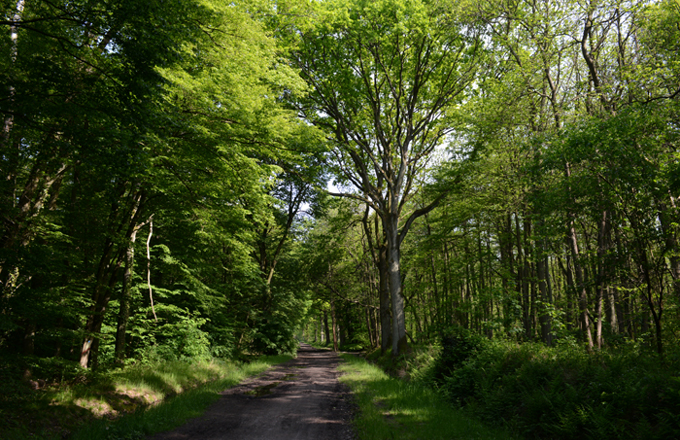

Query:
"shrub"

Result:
[[251, 313, 298, 355], [430, 335, 680, 439], [431, 326, 482, 383]]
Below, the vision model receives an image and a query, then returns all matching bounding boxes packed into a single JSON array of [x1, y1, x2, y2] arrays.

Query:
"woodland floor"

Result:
[[148, 344, 356, 440]]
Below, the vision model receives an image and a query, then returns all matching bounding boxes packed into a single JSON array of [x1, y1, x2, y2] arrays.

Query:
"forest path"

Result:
[[148, 343, 355, 440]]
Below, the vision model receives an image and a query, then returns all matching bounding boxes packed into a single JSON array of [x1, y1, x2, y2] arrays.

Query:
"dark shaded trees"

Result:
[[0, 0, 317, 367]]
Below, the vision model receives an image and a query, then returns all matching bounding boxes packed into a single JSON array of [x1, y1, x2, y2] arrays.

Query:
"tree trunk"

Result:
[[80, 247, 116, 368], [361, 207, 392, 353], [378, 244, 392, 353], [330, 300, 338, 352], [659, 199, 680, 305], [323, 310, 331, 347], [595, 210, 611, 349], [80, 188, 145, 368], [1, 162, 68, 297], [90, 273, 121, 370], [386, 214, 407, 355], [373, 308, 380, 348], [569, 225, 594, 351], [515, 213, 531, 339], [365, 307, 374, 347], [607, 286, 619, 334], [499, 213, 514, 334], [443, 241, 452, 326], [115, 227, 139, 365], [538, 248, 553, 346], [565, 162, 594, 350], [634, 221, 664, 355]]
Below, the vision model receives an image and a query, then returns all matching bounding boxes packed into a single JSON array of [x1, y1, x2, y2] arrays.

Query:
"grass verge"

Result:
[[338, 353, 513, 440], [1, 354, 292, 440]]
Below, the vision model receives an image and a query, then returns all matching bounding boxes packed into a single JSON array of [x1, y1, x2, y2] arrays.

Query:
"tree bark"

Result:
[[146, 217, 157, 322], [115, 226, 140, 365], [330, 300, 338, 352], [538, 247, 553, 346], [361, 207, 392, 353], [660, 199, 680, 305], [595, 210, 611, 349], [79, 188, 145, 368], [386, 214, 407, 355], [323, 310, 331, 347], [564, 162, 594, 350]]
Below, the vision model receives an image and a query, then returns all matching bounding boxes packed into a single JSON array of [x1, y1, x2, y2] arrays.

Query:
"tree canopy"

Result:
[[0, 0, 679, 383]]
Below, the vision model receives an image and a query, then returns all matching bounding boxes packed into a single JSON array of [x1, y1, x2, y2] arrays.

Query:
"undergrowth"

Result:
[[0, 354, 292, 439], [358, 330, 680, 439], [426, 327, 680, 439]]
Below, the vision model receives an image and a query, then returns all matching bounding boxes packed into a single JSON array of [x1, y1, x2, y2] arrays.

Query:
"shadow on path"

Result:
[[149, 343, 355, 440]]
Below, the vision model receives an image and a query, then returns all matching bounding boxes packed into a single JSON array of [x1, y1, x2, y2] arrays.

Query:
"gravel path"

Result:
[[148, 344, 356, 440]]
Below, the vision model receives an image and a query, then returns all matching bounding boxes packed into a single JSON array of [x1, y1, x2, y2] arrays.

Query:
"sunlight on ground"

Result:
[[338, 354, 513, 440]]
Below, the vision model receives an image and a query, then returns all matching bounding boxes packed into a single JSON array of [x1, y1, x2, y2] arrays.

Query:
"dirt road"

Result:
[[149, 344, 355, 440]]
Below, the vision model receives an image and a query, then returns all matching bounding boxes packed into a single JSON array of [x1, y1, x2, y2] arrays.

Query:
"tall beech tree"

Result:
[[293, 0, 482, 354]]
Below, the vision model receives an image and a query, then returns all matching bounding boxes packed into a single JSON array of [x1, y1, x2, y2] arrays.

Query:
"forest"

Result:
[[1, 0, 679, 438]]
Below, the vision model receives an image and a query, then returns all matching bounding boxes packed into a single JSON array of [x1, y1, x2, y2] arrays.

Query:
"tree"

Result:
[[293, 0, 482, 355], [301, 199, 381, 351], [0, 0, 317, 366], [0, 0, 211, 364]]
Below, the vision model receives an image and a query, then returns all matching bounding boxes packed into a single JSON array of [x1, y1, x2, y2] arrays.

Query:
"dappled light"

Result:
[[338, 354, 511, 439], [1, 0, 679, 438]]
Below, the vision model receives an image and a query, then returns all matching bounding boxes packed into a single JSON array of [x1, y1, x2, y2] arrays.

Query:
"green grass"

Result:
[[338, 353, 513, 440], [71, 354, 292, 440], [1, 354, 292, 440]]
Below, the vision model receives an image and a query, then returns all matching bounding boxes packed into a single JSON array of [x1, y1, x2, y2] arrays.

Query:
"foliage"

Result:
[[0, 0, 315, 376], [1, 0, 679, 436], [292, 0, 484, 354], [429, 332, 680, 439], [252, 310, 302, 355], [430, 326, 483, 383]]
